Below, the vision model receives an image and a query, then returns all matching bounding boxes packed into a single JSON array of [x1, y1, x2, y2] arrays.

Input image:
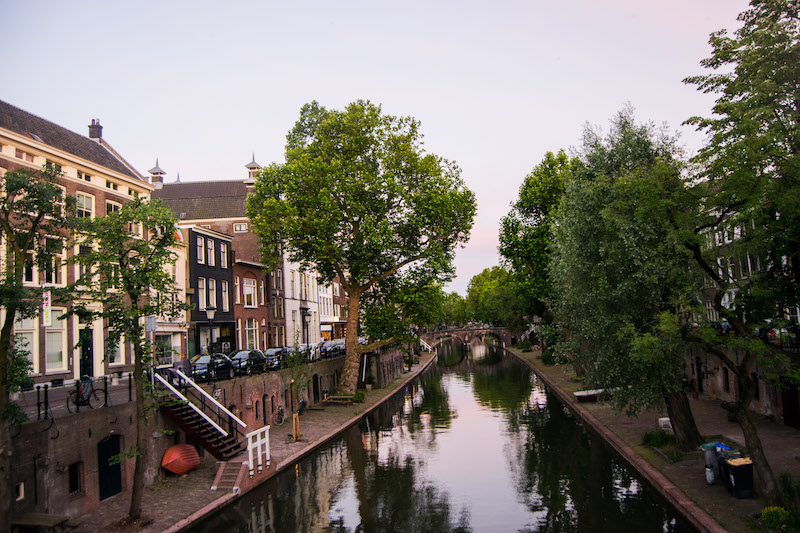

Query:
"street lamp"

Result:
[[300, 307, 311, 346], [205, 306, 216, 353]]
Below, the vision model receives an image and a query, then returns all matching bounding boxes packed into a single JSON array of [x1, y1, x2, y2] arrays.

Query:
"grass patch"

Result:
[[642, 430, 683, 463]]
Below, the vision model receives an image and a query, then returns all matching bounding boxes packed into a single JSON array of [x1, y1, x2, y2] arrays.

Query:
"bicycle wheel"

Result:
[[66, 391, 78, 413], [88, 389, 107, 408], [274, 412, 284, 425]]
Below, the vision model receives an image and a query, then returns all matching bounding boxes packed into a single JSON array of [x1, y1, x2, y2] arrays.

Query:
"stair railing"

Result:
[[419, 338, 434, 352], [171, 368, 247, 431], [154, 373, 228, 437]]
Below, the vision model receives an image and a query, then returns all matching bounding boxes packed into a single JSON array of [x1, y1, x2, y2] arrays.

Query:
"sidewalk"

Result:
[[68, 353, 438, 532], [512, 347, 800, 533]]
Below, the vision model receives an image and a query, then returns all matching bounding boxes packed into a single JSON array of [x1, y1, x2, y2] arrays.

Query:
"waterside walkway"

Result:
[[512, 347, 800, 533]]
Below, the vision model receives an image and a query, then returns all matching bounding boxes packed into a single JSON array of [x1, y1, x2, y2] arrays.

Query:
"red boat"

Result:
[[162, 444, 201, 475]]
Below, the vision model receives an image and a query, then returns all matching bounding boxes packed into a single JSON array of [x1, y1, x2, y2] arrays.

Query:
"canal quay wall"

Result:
[[508, 346, 800, 533]]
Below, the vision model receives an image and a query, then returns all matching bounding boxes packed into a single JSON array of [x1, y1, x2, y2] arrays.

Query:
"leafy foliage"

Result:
[[248, 100, 476, 393]]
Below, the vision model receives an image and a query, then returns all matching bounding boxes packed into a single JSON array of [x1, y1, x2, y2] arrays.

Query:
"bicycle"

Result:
[[66, 376, 107, 413], [274, 406, 285, 425]]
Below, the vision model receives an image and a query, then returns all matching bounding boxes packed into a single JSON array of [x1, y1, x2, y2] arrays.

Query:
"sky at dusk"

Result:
[[3, 1, 750, 295]]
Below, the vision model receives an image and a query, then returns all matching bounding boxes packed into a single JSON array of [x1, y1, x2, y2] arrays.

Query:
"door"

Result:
[[80, 328, 94, 378], [782, 383, 800, 429], [312, 374, 320, 404], [97, 435, 122, 500]]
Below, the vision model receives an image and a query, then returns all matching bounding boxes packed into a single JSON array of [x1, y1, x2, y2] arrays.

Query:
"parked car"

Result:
[[263, 348, 285, 371], [230, 349, 267, 375], [320, 340, 338, 358], [191, 353, 234, 382]]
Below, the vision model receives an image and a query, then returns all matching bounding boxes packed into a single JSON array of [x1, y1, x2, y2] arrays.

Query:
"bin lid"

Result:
[[700, 442, 720, 451], [715, 443, 733, 451], [727, 457, 752, 466]]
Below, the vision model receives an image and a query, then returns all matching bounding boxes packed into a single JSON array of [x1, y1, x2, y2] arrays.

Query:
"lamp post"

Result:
[[205, 306, 216, 353]]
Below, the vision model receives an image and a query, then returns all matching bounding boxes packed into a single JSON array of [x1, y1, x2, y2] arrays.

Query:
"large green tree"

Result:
[[499, 150, 576, 322], [248, 101, 476, 394], [681, 0, 800, 504], [549, 108, 703, 451], [70, 197, 185, 522], [0, 166, 73, 533], [465, 266, 528, 333]]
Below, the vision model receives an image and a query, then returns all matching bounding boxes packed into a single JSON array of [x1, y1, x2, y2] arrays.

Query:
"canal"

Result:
[[189, 339, 694, 532]]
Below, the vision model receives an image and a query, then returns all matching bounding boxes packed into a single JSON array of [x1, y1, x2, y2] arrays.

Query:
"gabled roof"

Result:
[[0, 99, 143, 180], [152, 180, 250, 220]]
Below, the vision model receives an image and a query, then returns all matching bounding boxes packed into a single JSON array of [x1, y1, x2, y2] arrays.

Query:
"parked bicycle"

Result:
[[274, 405, 285, 425], [66, 376, 107, 413]]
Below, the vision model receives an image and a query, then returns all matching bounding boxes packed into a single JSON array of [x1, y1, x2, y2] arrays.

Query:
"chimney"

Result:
[[88, 119, 103, 139]]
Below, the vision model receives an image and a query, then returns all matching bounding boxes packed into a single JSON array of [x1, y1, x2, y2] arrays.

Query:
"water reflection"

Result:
[[189, 340, 693, 533]]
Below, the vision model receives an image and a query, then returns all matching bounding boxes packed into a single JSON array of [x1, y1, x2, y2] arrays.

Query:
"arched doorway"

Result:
[[312, 374, 320, 404], [97, 435, 122, 500]]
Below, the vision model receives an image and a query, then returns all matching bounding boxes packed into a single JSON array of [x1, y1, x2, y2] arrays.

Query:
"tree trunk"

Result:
[[127, 342, 148, 521], [733, 370, 783, 506], [338, 290, 363, 395], [0, 303, 19, 533], [662, 388, 702, 451]]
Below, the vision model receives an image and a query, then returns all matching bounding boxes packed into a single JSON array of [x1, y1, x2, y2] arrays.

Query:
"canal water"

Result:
[[189, 339, 694, 532]]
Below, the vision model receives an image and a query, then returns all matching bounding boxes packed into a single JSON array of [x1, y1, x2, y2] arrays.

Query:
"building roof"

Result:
[[152, 180, 250, 220], [0, 99, 143, 180]]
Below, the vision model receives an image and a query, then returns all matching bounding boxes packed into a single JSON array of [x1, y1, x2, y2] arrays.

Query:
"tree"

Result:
[[70, 197, 185, 522], [248, 100, 476, 394], [0, 166, 73, 533], [549, 108, 703, 451], [442, 291, 468, 327], [499, 150, 576, 322], [682, 0, 800, 504], [465, 266, 528, 333]]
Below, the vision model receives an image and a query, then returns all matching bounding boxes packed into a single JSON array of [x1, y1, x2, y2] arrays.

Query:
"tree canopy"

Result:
[[248, 100, 476, 393]]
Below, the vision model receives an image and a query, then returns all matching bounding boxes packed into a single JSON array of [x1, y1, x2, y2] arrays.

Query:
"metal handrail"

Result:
[[419, 338, 433, 352], [171, 368, 247, 429], [154, 373, 228, 437]]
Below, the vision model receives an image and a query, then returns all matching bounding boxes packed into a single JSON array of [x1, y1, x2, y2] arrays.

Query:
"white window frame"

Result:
[[259, 281, 265, 306], [14, 316, 39, 374], [76, 192, 94, 219], [106, 200, 121, 216], [234, 276, 241, 304], [208, 278, 217, 309], [220, 243, 228, 269], [106, 332, 125, 365], [221, 281, 230, 312], [45, 308, 68, 373], [245, 318, 257, 350], [243, 278, 257, 308], [233, 223, 248, 233], [198, 277, 207, 310], [44, 236, 65, 286], [196, 236, 205, 265], [207, 239, 215, 267]]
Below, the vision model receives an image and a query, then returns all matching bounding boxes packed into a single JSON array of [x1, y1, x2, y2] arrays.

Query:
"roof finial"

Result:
[[176, 172, 181, 183]]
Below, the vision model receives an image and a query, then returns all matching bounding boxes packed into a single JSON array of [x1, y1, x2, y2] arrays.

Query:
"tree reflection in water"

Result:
[[188, 340, 693, 533]]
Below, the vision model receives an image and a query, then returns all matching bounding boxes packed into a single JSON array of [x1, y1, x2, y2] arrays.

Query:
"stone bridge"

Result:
[[420, 327, 515, 349]]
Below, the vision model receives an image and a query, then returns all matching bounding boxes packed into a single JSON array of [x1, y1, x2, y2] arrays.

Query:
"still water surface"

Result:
[[190, 339, 694, 532]]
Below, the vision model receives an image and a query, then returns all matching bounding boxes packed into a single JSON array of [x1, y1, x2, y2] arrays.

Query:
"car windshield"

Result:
[[265, 348, 282, 356], [232, 351, 249, 359], [193, 355, 210, 364]]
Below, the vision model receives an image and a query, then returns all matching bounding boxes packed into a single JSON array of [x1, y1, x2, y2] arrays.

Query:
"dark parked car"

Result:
[[263, 348, 285, 371], [191, 353, 234, 382], [230, 349, 267, 375]]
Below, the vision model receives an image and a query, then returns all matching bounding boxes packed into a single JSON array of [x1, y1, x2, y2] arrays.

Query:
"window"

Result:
[[23, 251, 35, 284], [106, 201, 121, 215], [107, 335, 123, 365], [14, 316, 37, 373], [723, 367, 730, 393], [196, 236, 205, 264], [44, 238, 64, 285], [76, 193, 93, 218], [15, 148, 34, 162], [334, 304, 341, 317], [280, 326, 285, 346], [244, 278, 256, 308], [45, 309, 67, 371], [68, 462, 83, 496], [259, 281, 265, 306], [277, 270, 282, 290], [45, 160, 62, 173], [236, 318, 242, 349], [246, 318, 257, 350], [77, 245, 93, 284], [105, 179, 118, 190], [78, 171, 91, 182], [291, 271, 296, 298], [198, 278, 206, 310], [220, 243, 228, 268], [208, 278, 217, 309], [272, 296, 277, 317], [15, 482, 24, 502], [234, 277, 241, 304], [279, 297, 284, 318], [221, 281, 229, 312], [207, 239, 215, 267], [233, 223, 248, 233]]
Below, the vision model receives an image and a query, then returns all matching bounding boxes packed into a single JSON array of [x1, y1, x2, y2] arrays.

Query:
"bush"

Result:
[[641, 430, 675, 448], [353, 390, 366, 403], [760, 506, 794, 531], [540, 349, 556, 366]]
